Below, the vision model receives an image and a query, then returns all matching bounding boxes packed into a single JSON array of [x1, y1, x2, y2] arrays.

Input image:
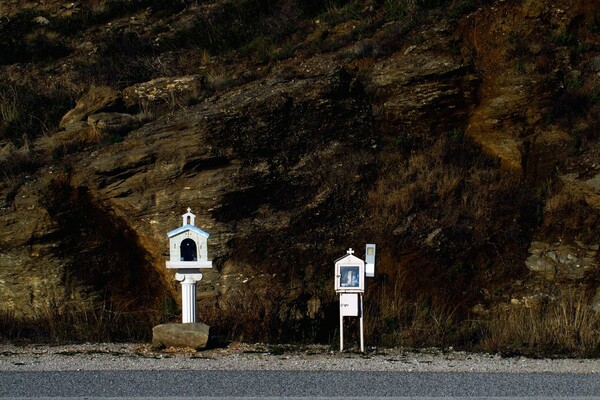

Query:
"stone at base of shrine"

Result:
[[152, 323, 211, 350]]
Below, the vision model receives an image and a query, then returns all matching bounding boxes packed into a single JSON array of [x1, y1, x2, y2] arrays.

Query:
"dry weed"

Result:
[[363, 265, 473, 348], [0, 300, 163, 343], [481, 290, 600, 356], [544, 187, 585, 214]]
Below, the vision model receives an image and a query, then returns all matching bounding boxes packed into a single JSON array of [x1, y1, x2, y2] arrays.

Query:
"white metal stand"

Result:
[[359, 293, 364, 352], [339, 301, 344, 351], [339, 293, 364, 352]]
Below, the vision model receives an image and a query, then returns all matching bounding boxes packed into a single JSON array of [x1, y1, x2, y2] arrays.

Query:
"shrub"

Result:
[[384, 0, 420, 21], [321, 1, 362, 25], [24, 30, 71, 62], [449, 0, 476, 19], [419, 0, 449, 8], [590, 15, 600, 33], [50, 0, 187, 36], [72, 29, 157, 88], [242, 35, 275, 64], [0, 10, 71, 64], [551, 88, 589, 128], [554, 30, 578, 46]]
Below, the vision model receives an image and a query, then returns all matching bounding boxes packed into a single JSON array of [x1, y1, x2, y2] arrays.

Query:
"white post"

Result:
[[339, 298, 344, 351], [176, 272, 203, 323], [359, 293, 364, 353]]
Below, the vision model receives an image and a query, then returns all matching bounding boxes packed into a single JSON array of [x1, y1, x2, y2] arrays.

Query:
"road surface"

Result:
[[1, 370, 599, 399]]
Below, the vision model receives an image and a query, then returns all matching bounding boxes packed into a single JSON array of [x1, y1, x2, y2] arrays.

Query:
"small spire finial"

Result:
[[183, 207, 196, 226], [347, 248, 354, 255]]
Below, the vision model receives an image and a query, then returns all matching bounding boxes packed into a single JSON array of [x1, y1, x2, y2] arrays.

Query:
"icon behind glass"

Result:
[[340, 266, 360, 288]]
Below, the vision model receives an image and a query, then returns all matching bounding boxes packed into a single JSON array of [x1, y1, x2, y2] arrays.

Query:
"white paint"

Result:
[[366, 263, 375, 278]]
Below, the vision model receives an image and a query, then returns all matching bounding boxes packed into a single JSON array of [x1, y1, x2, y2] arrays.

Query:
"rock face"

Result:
[[152, 323, 211, 350], [122, 75, 206, 116], [68, 65, 378, 335], [526, 241, 599, 282], [367, 26, 478, 135], [1, 0, 599, 345], [461, 0, 600, 178]]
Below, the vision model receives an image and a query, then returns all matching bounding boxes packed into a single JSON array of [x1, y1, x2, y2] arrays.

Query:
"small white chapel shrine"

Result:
[[334, 244, 376, 352], [166, 208, 213, 323]]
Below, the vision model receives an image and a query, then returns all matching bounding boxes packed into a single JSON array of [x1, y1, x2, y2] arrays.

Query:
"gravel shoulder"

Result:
[[1, 342, 598, 373]]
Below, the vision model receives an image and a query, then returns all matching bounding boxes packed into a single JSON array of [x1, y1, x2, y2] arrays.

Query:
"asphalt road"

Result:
[[1, 370, 599, 399]]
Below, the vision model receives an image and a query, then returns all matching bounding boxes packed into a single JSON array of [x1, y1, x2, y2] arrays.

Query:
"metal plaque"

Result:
[[340, 293, 359, 316]]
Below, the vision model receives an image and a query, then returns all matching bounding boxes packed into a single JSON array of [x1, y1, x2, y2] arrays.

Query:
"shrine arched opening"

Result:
[[180, 239, 197, 261]]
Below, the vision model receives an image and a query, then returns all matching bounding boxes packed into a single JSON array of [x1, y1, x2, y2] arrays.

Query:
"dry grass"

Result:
[[202, 292, 281, 343], [480, 290, 600, 356], [0, 299, 170, 343], [544, 186, 586, 214], [200, 278, 304, 343], [0, 309, 156, 343], [0, 85, 20, 127], [363, 271, 599, 356], [367, 134, 501, 230], [362, 265, 480, 349]]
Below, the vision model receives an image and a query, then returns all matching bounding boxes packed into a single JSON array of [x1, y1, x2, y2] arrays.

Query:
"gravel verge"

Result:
[[1, 342, 598, 373]]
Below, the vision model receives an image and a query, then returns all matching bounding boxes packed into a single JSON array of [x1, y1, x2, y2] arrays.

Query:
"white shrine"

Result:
[[166, 208, 213, 323], [335, 244, 376, 352]]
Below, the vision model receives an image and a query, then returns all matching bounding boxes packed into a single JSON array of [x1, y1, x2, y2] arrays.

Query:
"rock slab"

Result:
[[152, 323, 211, 350], [60, 86, 123, 129], [87, 112, 140, 134]]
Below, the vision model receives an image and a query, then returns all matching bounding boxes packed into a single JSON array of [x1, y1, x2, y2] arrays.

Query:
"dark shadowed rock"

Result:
[[152, 323, 211, 350], [87, 112, 140, 134]]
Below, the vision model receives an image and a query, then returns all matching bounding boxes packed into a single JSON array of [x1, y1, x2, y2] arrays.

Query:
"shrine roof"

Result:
[[167, 224, 210, 238], [335, 253, 364, 264]]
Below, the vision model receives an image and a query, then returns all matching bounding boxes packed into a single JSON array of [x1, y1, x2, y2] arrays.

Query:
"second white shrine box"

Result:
[[334, 250, 365, 293], [166, 208, 212, 269]]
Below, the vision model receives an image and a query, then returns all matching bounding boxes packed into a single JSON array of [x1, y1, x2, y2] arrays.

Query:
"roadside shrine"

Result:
[[165, 208, 213, 323], [334, 244, 376, 352]]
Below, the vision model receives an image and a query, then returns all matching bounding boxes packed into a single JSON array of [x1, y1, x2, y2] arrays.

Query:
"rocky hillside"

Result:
[[1, 0, 599, 353]]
